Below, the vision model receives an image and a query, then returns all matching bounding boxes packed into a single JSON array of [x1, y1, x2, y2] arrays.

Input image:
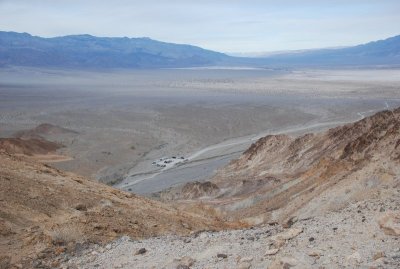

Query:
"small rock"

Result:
[[172, 256, 195, 269], [237, 262, 251, 269], [280, 257, 298, 267], [269, 256, 298, 269], [176, 265, 190, 269], [135, 248, 147, 255], [308, 237, 315, 242], [308, 251, 321, 257], [217, 253, 228, 259], [265, 248, 279, 255], [270, 228, 303, 242], [271, 239, 285, 249], [199, 233, 208, 239], [346, 251, 362, 264], [55, 246, 66, 255], [239, 256, 253, 263], [378, 211, 400, 236], [373, 251, 385, 260], [74, 203, 87, 211], [282, 216, 297, 228]]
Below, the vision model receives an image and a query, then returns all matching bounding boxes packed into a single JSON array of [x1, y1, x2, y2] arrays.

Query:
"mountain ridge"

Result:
[[1, 31, 400, 68], [262, 35, 400, 66], [0, 31, 230, 69]]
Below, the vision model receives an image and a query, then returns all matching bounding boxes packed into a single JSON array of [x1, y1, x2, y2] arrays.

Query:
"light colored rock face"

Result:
[[62, 193, 400, 269], [379, 211, 400, 236]]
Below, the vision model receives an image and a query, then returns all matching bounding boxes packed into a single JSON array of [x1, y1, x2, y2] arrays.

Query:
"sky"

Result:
[[0, 0, 399, 53]]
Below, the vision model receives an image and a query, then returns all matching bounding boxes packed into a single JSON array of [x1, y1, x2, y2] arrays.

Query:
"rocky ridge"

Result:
[[188, 107, 400, 225]]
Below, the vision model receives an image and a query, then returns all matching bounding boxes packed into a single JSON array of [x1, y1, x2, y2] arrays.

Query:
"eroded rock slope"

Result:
[[175, 107, 400, 225], [0, 151, 231, 268]]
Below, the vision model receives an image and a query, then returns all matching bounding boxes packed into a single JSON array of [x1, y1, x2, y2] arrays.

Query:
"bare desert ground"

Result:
[[0, 67, 399, 193]]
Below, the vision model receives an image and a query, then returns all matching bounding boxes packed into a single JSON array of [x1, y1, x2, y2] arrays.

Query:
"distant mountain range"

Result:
[[0, 31, 399, 69], [0, 31, 230, 69], [261, 35, 400, 67]]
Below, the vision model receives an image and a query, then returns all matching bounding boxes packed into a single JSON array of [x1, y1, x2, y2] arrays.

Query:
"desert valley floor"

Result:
[[1, 67, 400, 194]]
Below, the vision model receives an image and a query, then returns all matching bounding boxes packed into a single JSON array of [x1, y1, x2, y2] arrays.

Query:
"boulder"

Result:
[[135, 248, 147, 255]]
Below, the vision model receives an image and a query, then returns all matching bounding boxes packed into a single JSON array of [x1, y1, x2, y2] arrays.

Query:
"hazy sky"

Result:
[[1, 0, 399, 53]]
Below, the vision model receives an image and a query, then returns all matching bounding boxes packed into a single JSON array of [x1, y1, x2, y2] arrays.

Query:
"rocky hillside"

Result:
[[61, 193, 400, 268], [0, 151, 232, 268], [0, 137, 62, 156], [166, 107, 400, 226]]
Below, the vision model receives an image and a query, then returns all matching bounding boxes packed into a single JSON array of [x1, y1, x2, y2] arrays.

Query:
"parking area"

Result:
[[152, 156, 188, 168]]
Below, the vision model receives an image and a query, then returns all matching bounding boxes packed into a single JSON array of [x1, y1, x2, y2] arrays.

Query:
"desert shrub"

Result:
[[50, 225, 86, 245]]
